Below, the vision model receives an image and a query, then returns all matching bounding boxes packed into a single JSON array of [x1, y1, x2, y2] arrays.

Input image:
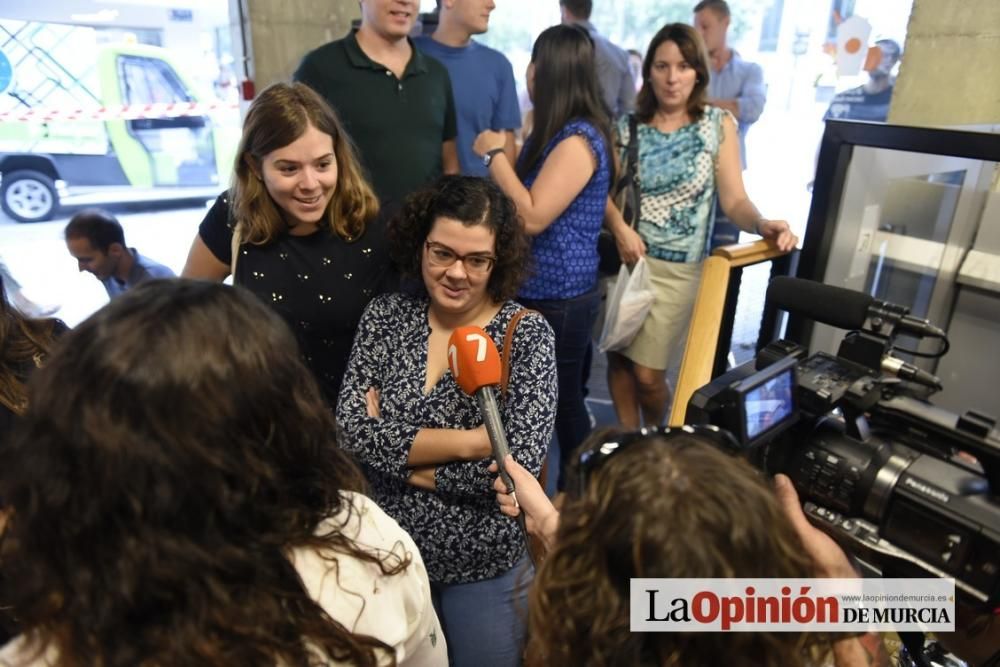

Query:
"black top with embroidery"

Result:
[[198, 194, 396, 405], [336, 293, 557, 584]]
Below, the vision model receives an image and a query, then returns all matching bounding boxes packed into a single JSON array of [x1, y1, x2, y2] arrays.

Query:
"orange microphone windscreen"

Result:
[[447, 325, 502, 395]]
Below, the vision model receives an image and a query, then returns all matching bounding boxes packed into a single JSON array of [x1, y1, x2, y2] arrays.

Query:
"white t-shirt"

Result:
[[0, 492, 446, 666]]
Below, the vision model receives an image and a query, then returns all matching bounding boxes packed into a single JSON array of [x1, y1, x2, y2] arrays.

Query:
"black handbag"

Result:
[[599, 114, 640, 276]]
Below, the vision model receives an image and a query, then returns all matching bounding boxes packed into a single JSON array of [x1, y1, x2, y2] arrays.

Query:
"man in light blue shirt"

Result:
[[694, 0, 766, 249], [694, 0, 766, 169], [560, 0, 635, 117], [64, 209, 175, 299], [415, 0, 521, 177]]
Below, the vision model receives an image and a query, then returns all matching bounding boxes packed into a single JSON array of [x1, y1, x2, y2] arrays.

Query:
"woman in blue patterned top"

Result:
[[474, 24, 614, 491], [605, 23, 797, 429], [337, 176, 557, 667]]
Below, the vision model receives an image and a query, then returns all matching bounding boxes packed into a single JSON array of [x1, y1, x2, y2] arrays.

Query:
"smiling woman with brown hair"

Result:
[[182, 82, 395, 407]]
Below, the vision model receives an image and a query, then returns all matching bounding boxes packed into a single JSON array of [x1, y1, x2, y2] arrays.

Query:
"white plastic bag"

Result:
[[598, 257, 654, 353]]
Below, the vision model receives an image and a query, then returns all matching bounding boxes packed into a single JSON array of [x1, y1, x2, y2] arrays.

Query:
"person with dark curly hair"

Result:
[[182, 82, 395, 407], [491, 427, 888, 667], [0, 280, 445, 667], [337, 175, 557, 667]]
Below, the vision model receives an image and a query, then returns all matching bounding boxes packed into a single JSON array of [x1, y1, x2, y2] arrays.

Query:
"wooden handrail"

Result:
[[712, 238, 790, 268], [668, 239, 790, 426], [668, 256, 731, 426]]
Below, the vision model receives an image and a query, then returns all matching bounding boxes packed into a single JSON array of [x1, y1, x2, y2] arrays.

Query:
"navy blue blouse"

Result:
[[518, 118, 611, 300], [336, 293, 557, 584]]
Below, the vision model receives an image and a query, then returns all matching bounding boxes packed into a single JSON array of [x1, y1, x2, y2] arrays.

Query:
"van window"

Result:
[[120, 56, 192, 105]]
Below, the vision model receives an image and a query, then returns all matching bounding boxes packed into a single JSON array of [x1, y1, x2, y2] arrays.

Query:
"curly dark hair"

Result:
[[0, 280, 409, 666], [527, 428, 818, 667], [388, 175, 531, 302]]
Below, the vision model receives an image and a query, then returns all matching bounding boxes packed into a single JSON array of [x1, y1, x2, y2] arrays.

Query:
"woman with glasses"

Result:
[[491, 426, 884, 667], [337, 175, 557, 667], [473, 24, 614, 492]]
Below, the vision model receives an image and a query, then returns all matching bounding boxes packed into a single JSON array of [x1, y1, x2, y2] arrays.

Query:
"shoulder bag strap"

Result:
[[626, 113, 640, 229], [499, 306, 549, 539], [501, 307, 536, 396]]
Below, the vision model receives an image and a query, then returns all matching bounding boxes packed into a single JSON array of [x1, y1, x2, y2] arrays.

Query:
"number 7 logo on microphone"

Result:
[[447, 326, 502, 394]]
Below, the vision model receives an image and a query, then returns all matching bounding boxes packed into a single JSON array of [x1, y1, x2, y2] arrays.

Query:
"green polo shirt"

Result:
[[294, 32, 457, 205]]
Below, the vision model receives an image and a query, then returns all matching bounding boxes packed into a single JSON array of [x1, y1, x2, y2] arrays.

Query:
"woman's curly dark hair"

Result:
[[388, 175, 532, 302], [527, 429, 818, 667], [0, 280, 409, 667]]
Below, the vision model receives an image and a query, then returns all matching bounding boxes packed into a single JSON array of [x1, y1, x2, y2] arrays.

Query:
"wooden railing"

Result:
[[668, 239, 794, 426]]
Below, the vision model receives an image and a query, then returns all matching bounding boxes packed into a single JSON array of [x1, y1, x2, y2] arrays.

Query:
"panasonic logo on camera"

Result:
[[903, 477, 950, 503]]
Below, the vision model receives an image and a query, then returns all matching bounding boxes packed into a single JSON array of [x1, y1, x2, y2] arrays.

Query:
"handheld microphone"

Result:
[[447, 326, 531, 548], [767, 277, 946, 339]]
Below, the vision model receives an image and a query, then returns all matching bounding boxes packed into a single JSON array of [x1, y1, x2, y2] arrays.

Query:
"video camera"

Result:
[[688, 277, 1000, 614]]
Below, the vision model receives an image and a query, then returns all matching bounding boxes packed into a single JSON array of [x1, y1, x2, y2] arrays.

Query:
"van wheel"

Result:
[[1, 170, 59, 223]]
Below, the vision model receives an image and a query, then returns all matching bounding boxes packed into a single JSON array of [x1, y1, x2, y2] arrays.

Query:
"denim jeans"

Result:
[[430, 556, 533, 667], [520, 286, 601, 490]]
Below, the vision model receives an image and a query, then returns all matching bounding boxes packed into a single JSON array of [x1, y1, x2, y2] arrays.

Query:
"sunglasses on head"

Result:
[[571, 424, 742, 497]]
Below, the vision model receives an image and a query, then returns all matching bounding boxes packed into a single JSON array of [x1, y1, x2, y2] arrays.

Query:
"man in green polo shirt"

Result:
[[294, 0, 459, 205]]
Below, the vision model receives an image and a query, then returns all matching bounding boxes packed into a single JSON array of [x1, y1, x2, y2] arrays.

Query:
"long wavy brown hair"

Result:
[[232, 82, 379, 245], [0, 266, 61, 416], [527, 429, 817, 667], [517, 24, 615, 191], [0, 280, 409, 666]]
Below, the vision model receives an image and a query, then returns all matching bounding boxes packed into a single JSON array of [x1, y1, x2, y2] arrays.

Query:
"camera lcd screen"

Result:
[[743, 368, 795, 440]]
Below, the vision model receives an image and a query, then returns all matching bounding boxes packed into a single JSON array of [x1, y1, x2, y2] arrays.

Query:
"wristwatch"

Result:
[[483, 147, 505, 167]]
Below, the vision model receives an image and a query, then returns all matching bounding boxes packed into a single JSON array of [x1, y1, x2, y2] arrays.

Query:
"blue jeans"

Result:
[[520, 287, 601, 490], [430, 556, 532, 667]]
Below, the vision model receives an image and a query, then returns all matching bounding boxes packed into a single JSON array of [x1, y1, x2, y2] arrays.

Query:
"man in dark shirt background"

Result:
[[294, 0, 459, 204]]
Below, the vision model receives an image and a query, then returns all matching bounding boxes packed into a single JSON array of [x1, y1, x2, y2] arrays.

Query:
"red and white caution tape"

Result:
[[0, 100, 240, 123]]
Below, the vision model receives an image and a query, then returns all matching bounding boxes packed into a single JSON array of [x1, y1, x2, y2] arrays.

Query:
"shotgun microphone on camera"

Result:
[[767, 277, 946, 339]]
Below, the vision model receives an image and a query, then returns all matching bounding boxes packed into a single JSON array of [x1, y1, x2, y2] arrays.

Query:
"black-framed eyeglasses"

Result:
[[572, 424, 742, 497], [425, 241, 496, 274]]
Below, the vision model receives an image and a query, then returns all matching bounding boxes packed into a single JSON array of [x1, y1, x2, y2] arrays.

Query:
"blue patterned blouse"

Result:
[[518, 118, 611, 300], [336, 293, 557, 584], [616, 106, 730, 263]]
